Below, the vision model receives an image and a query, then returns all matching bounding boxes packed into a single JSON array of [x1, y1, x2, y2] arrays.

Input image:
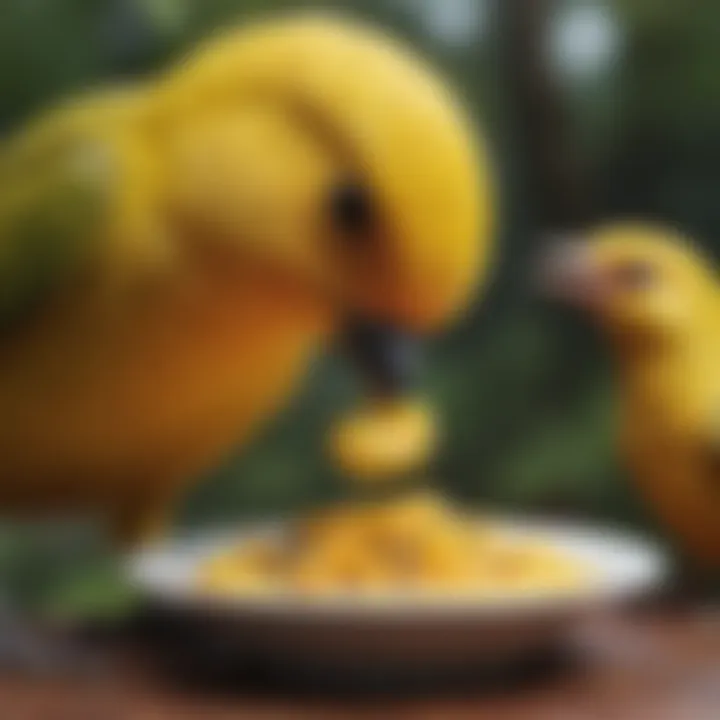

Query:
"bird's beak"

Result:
[[535, 237, 608, 310], [332, 319, 435, 483], [341, 318, 423, 398]]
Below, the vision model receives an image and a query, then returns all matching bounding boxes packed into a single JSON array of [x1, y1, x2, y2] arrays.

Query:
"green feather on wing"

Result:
[[0, 133, 111, 331]]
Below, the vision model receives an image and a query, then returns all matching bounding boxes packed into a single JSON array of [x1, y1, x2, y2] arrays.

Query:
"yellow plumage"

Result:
[[543, 223, 720, 564], [0, 16, 491, 546]]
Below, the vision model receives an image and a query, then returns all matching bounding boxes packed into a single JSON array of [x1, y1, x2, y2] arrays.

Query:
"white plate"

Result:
[[126, 515, 669, 674]]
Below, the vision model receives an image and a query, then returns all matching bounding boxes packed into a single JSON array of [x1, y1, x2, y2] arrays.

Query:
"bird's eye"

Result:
[[330, 182, 373, 239], [612, 261, 656, 290]]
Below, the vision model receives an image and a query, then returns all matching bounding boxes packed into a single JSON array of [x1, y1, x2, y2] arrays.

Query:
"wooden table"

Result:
[[0, 609, 718, 719]]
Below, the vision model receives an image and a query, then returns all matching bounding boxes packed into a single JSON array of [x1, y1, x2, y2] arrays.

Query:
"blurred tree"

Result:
[[605, 0, 720, 245]]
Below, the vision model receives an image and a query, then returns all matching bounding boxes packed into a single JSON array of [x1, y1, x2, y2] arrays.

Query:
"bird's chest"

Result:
[[0, 268, 332, 483], [622, 351, 719, 443], [622, 380, 702, 475], [621, 354, 716, 471], [621, 369, 720, 561]]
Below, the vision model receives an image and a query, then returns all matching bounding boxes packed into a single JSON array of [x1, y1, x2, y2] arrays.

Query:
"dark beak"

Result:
[[342, 319, 424, 397]]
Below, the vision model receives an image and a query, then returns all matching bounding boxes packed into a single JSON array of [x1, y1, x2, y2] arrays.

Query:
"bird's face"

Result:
[[163, 15, 491, 393], [539, 224, 717, 346], [305, 31, 490, 337]]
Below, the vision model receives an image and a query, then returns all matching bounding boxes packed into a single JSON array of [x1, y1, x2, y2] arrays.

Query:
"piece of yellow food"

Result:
[[198, 492, 587, 596], [329, 399, 438, 482]]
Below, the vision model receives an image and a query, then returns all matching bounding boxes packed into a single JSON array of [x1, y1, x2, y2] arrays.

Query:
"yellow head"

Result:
[[156, 15, 492, 359], [539, 223, 718, 352]]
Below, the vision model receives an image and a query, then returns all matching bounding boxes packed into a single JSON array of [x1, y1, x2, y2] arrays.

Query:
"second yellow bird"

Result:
[[541, 223, 720, 565]]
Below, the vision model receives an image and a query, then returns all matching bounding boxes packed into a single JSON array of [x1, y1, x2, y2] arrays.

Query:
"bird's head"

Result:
[[159, 14, 492, 395], [538, 223, 717, 351]]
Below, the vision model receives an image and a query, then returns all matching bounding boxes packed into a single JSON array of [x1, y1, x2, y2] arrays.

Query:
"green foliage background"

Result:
[[0, 0, 716, 613]]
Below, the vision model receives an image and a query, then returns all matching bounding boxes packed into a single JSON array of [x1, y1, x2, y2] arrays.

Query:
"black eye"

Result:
[[613, 261, 656, 290], [330, 182, 373, 238]]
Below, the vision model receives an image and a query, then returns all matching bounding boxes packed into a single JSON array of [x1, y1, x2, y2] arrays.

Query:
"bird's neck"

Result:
[[612, 327, 716, 413]]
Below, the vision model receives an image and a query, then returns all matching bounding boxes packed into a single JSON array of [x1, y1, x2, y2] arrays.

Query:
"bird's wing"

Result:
[[0, 102, 122, 334], [0, 155, 108, 333]]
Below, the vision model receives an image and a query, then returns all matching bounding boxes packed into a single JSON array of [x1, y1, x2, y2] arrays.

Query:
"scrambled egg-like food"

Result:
[[198, 492, 587, 597]]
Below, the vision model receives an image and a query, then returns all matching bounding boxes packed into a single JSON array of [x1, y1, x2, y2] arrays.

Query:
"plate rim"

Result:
[[126, 513, 670, 619]]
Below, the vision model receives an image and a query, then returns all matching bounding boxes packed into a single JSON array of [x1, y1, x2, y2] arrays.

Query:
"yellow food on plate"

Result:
[[197, 492, 587, 597], [328, 399, 438, 482]]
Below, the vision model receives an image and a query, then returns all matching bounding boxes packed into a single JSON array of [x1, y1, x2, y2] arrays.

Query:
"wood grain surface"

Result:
[[0, 609, 718, 719]]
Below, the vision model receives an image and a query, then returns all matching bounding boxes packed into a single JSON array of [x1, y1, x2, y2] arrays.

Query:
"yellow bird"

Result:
[[540, 222, 720, 565], [0, 16, 492, 548]]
